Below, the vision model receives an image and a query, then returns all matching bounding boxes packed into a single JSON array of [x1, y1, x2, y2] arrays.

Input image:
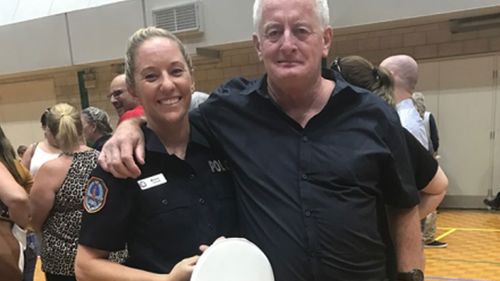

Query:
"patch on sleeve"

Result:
[[83, 177, 109, 213]]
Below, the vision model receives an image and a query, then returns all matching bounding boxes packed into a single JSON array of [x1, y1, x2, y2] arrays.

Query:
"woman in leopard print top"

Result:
[[29, 103, 99, 281]]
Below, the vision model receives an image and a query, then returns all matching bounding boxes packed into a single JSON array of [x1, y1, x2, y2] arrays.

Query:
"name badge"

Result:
[[137, 173, 167, 190]]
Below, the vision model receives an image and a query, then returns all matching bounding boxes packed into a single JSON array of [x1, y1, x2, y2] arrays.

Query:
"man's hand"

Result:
[[98, 118, 145, 178], [168, 255, 199, 281]]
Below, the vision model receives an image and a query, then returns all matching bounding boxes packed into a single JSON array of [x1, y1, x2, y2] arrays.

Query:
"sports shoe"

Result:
[[484, 192, 500, 210], [484, 198, 500, 210], [424, 240, 448, 248]]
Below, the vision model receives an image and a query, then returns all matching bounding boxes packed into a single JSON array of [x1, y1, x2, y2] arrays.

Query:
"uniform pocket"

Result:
[[139, 183, 193, 218]]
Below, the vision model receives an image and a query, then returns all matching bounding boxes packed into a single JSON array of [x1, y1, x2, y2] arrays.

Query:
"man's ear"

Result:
[[322, 26, 333, 58], [252, 33, 263, 62]]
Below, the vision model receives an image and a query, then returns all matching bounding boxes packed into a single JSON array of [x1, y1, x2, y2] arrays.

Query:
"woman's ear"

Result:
[[191, 81, 196, 93]]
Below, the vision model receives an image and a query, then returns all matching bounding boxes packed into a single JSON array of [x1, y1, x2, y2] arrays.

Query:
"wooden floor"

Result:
[[34, 209, 500, 281]]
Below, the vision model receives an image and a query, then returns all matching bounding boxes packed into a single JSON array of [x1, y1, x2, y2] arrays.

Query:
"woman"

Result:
[[0, 125, 31, 281], [81, 106, 113, 151], [20, 109, 61, 281], [29, 103, 99, 281], [22, 109, 61, 176], [75, 27, 238, 281], [332, 55, 447, 214]]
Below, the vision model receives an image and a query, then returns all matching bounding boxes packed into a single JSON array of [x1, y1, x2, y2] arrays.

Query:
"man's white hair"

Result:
[[252, 0, 330, 31]]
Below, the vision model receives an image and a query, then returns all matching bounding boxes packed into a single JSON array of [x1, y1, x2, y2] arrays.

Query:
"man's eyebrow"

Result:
[[108, 89, 123, 97]]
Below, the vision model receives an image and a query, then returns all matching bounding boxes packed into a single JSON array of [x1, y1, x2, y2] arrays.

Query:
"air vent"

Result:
[[153, 2, 201, 35]]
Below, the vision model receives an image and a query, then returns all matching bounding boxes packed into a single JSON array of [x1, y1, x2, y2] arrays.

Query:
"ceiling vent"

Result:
[[153, 2, 202, 35]]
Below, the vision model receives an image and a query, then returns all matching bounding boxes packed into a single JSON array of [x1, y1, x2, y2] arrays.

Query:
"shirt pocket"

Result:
[[138, 183, 193, 218]]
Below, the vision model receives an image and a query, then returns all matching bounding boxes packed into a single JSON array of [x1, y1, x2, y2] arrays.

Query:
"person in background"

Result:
[[17, 145, 28, 159], [0, 125, 31, 281], [22, 109, 61, 176], [411, 91, 446, 248], [381, 55, 448, 249], [381, 55, 429, 151], [332, 55, 447, 218], [29, 103, 99, 281], [20, 109, 61, 281], [412, 92, 439, 155], [484, 192, 500, 210], [75, 27, 237, 281], [190, 91, 209, 110], [98, 0, 426, 280], [109, 74, 144, 124], [333, 55, 448, 265], [81, 106, 113, 151]]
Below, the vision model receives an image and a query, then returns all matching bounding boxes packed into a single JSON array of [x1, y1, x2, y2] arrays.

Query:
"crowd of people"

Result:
[[0, 0, 455, 281]]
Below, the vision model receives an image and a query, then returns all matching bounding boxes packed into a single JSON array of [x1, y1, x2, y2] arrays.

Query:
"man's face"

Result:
[[109, 75, 139, 117], [253, 0, 332, 86]]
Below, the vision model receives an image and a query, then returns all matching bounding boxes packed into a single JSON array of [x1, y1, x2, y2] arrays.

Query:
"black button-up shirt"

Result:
[[192, 69, 421, 281], [79, 124, 238, 273]]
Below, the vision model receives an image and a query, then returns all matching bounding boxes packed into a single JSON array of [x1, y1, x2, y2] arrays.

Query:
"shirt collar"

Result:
[[250, 68, 360, 98], [142, 122, 210, 154], [395, 98, 415, 111]]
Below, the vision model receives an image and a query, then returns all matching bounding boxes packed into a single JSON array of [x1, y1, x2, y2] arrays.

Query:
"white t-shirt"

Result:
[[29, 144, 60, 176], [396, 99, 429, 150]]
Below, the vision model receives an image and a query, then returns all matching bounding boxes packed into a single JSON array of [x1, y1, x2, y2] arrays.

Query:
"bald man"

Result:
[[380, 55, 428, 150], [381, 55, 447, 249], [108, 74, 144, 124]]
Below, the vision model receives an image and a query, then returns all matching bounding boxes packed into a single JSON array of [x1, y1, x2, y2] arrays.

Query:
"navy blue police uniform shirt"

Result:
[[190, 69, 424, 281], [79, 124, 238, 273]]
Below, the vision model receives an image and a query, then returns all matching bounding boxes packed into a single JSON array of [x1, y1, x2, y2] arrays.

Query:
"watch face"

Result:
[[412, 269, 424, 281], [398, 269, 424, 281]]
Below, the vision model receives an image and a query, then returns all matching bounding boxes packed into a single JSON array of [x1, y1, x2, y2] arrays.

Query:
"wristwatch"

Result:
[[396, 269, 424, 281]]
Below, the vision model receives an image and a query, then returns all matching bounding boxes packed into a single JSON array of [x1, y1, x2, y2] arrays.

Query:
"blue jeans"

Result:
[[23, 233, 38, 281]]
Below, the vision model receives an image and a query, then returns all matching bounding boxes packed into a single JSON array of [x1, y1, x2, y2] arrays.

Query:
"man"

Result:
[[101, 1, 426, 280], [190, 91, 209, 110], [380, 55, 428, 150], [108, 74, 144, 124], [381, 56, 447, 249]]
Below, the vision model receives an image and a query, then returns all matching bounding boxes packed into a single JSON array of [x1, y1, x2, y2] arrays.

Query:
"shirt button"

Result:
[[302, 136, 308, 142], [304, 209, 311, 217], [161, 199, 168, 205], [199, 198, 206, 205], [189, 174, 195, 179], [301, 174, 308, 180]]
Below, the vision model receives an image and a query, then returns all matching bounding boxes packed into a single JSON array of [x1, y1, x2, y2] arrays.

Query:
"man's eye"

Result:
[[265, 29, 282, 41], [294, 27, 312, 40]]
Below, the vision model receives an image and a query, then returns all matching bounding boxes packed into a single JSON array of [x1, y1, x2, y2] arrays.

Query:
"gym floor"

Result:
[[34, 209, 500, 281]]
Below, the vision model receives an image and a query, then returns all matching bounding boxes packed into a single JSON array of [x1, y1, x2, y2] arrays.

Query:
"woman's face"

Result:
[[132, 37, 193, 129], [81, 115, 96, 144]]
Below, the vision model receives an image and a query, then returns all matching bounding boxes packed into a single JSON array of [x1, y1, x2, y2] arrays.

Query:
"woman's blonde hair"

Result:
[[125, 26, 192, 90], [47, 103, 82, 153]]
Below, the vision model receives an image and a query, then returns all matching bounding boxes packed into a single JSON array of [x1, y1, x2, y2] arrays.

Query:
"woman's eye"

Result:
[[171, 68, 185, 76], [144, 73, 157, 81]]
